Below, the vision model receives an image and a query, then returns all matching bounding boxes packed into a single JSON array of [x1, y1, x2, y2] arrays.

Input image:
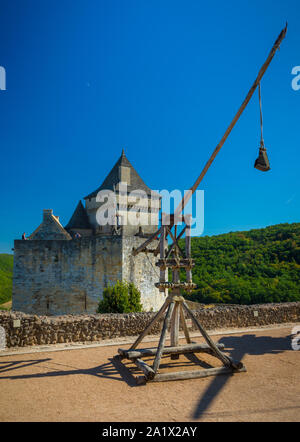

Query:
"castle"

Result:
[[12, 150, 166, 315]]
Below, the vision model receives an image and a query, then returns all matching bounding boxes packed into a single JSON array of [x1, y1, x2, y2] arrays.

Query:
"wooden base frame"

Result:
[[116, 294, 246, 384]]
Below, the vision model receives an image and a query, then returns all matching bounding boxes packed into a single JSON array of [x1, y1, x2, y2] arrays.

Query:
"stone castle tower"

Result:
[[12, 151, 166, 315]]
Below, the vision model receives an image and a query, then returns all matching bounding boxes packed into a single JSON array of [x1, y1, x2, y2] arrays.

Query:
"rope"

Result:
[[258, 82, 264, 147]]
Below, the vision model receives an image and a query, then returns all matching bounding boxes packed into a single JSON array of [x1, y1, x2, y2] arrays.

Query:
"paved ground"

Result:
[[0, 324, 299, 422]]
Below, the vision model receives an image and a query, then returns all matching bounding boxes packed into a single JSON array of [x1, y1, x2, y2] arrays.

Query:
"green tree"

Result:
[[180, 222, 300, 305], [97, 280, 143, 313], [0, 254, 13, 306]]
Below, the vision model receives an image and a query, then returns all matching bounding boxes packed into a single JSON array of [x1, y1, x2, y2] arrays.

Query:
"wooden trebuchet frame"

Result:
[[115, 25, 287, 384], [116, 215, 246, 384]]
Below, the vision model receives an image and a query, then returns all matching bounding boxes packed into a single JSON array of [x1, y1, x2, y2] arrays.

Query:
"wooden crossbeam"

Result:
[[167, 228, 185, 259], [132, 227, 162, 256], [118, 343, 225, 359], [165, 226, 187, 259], [147, 366, 247, 383]]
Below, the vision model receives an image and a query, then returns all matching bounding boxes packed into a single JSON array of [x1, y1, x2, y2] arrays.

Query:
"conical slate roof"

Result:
[[65, 200, 91, 230], [84, 150, 154, 199]]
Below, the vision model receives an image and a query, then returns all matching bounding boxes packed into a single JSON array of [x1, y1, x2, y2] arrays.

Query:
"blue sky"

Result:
[[0, 0, 299, 253]]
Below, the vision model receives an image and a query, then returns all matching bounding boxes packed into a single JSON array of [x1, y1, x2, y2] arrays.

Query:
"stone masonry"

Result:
[[12, 151, 166, 315], [1, 302, 299, 348]]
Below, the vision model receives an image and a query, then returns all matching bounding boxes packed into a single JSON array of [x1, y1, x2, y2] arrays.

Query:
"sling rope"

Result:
[[258, 82, 264, 147]]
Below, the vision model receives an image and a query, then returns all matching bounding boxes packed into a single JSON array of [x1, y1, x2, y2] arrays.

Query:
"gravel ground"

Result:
[[0, 324, 299, 422]]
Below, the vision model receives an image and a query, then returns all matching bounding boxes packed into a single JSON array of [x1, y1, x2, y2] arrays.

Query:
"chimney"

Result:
[[43, 209, 53, 221]]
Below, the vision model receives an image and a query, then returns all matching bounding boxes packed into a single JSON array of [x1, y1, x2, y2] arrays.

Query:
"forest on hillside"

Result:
[[179, 223, 300, 305], [0, 254, 13, 305], [0, 223, 299, 308]]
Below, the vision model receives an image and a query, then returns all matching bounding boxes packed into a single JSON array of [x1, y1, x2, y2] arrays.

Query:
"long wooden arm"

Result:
[[173, 24, 287, 220], [133, 24, 287, 255]]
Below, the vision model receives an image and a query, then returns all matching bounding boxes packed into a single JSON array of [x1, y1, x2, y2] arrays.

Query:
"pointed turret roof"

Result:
[[84, 150, 154, 199], [65, 200, 91, 230]]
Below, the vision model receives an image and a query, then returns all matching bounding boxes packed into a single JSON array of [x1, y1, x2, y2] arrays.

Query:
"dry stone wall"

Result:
[[0, 302, 299, 348]]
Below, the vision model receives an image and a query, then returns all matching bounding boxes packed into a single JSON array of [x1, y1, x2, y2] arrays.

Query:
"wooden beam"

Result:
[[167, 228, 185, 259], [153, 301, 175, 373], [134, 358, 155, 380], [165, 226, 187, 259], [159, 225, 167, 291], [170, 303, 180, 360], [182, 301, 235, 367], [118, 342, 225, 359], [172, 25, 287, 221], [179, 303, 192, 344], [128, 297, 170, 350], [185, 215, 192, 283], [132, 227, 162, 256], [148, 366, 247, 383]]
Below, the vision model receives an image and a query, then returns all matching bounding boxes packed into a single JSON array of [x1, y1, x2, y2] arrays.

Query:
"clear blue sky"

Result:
[[0, 0, 299, 253]]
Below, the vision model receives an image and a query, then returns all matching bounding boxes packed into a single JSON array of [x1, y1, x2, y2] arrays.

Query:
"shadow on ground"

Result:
[[192, 332, 293, 419], [0, 331, 295, 419], [0, 356, 137, 387]]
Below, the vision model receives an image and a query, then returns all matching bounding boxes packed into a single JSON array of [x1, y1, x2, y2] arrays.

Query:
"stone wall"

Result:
[[122, 236, 167, 312], [12, 235, 164, 315], [1, 302, 299, 348]]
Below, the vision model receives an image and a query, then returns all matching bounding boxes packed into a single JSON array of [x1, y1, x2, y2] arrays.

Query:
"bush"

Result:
[[97, 280, 143, 313]]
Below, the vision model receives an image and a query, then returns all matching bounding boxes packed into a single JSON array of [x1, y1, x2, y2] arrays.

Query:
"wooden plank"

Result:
[[118, 342, 225, 359], [179, 303, 191, 344], [152, 301, 175, 373], [149, 366, 247, 383], [128, 298, 170, 350], [134, 358, 155, 380]]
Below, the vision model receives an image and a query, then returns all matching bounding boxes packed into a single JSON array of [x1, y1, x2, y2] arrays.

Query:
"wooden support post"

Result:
[[129, 297, 171, 350], [170, 302, 180, 360], [185, 215, 192, 283], [179, 303, 192, 344], [153, 301, 175, 373], [182, 302, 243, 369], [159, 224, 168, 292]]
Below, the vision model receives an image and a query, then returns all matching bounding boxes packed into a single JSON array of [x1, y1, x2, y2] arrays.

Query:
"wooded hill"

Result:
[[0, 223, 299, 308], [0, 254, 13, 306], [179, 223, 300, 305]]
